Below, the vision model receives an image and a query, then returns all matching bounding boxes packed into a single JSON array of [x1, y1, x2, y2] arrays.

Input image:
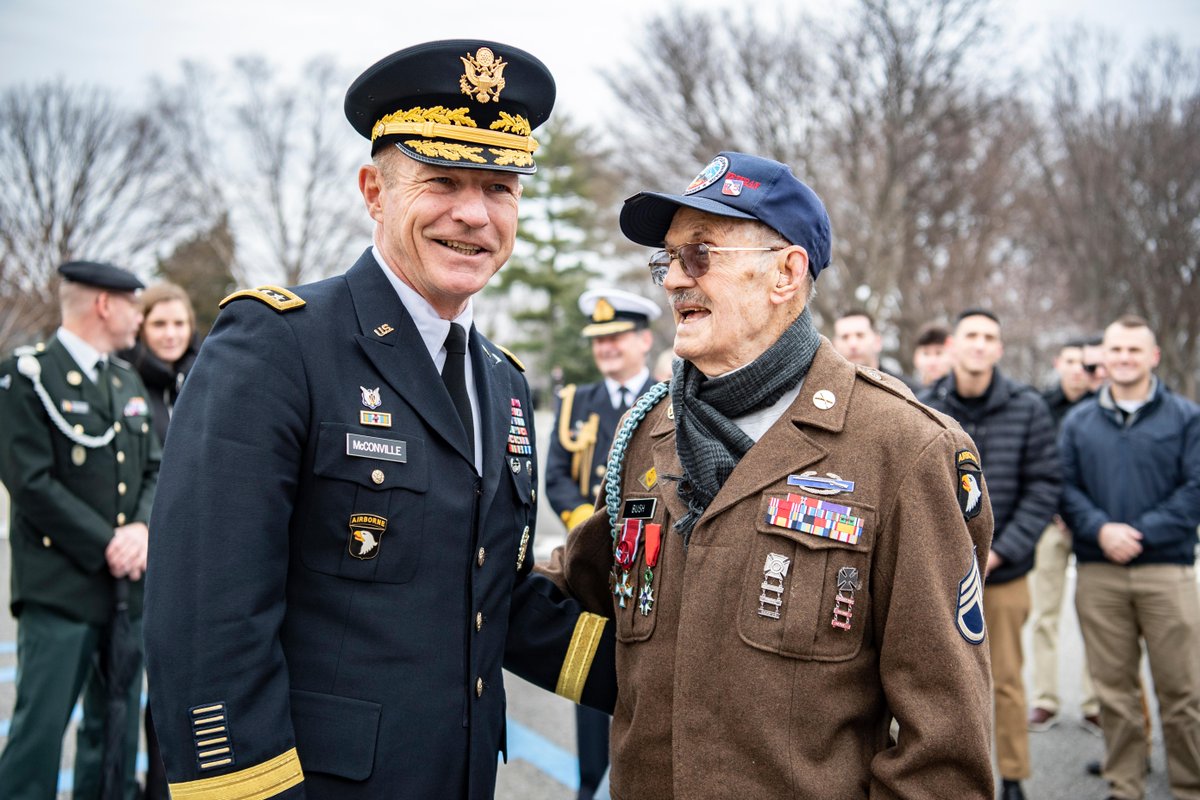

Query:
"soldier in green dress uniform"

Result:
[[0, 261, 160, 800]]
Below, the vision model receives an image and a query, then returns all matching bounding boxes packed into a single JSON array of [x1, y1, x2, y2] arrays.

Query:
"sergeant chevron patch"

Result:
[[956, 548, 986, 645]]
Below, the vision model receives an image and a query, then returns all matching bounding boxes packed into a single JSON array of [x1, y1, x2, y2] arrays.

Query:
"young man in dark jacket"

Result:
[[922, 309, 1061, 800], [1060, 315, 1200, 800], [1029, 338, 1102, 734]]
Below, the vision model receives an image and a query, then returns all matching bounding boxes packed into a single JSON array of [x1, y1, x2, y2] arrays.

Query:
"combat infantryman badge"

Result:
[[758, 552, 791, 619], [348, 513, 387, 560], [788, 472, 855, 496], [956, 449, 983, 520]]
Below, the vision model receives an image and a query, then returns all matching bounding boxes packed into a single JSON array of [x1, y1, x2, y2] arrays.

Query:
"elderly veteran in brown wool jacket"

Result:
[[538, 151, 996, 799]]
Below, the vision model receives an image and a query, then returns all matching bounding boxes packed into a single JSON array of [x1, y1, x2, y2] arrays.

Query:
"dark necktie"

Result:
[[618, 386, 631, 411], [441, 324, 474, 449], [95, 358, 113, 411]]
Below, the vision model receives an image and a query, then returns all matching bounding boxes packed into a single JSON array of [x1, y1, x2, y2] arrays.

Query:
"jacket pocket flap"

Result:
[[291, 689, 382, 781]]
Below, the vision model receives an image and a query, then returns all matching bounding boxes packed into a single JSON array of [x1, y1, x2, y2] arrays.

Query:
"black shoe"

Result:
[[1087, 758, 1151, 777], [1000, 779, 1026, 800]]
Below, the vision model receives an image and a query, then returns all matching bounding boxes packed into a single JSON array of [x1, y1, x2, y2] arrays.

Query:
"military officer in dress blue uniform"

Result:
[[545, 288, 659, 800], [0, 261, 160, 800], [143, 40, 615, 800]]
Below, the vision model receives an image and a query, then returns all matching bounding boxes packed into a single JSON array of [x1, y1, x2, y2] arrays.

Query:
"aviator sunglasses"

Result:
[[648, 242, 786, 286]]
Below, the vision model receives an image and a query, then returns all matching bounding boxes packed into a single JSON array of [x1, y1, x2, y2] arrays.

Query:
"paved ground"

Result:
[[0, 413, 1186, 799]]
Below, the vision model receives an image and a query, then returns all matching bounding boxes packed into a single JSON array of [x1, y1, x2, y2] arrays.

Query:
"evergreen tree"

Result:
[[488, 114, 626, 406], [155, 214, 237, 339]]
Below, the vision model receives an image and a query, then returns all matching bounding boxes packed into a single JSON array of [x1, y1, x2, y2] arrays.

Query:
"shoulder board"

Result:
[[110, 355, 132, 370], [495, 345, 525, 372], [219, 285, 306, 312], [855, 365, 948, 427]]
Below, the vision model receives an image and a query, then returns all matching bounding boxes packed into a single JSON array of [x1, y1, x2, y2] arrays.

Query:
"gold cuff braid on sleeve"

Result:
[[168, 747, 303, 800], [555, 612, 607, 704]]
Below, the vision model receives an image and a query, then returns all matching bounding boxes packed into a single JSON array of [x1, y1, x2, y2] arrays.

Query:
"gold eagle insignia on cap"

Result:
[[460, 47, 507, 103], [593, 298, 615, 323]]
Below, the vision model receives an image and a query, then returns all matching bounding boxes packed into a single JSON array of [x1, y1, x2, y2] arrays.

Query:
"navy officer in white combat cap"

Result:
[[144, 40, 616, 800], [545, 286, 660, 800]]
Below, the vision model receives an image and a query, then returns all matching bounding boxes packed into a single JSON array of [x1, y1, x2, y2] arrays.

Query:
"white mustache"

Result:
[[669, 290, 710, 310]]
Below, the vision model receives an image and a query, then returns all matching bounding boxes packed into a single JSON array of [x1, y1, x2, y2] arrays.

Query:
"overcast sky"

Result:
[[2, 0, 1198, 127]]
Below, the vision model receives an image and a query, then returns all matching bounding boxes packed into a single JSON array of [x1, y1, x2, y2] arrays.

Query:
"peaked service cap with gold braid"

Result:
[[578, 287, 662, 338], [344, 39, 556, 175]]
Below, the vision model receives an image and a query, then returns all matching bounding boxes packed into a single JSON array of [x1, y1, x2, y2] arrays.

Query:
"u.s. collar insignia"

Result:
[[460, 47, 507, 103], [373, 323, 394, 337], [787, 472, 854, 496], [348, 513, 387, 560], [956, 449, 983, 520], [956, 547, 986, 645], [684, 155, 729, 195], [360, 386, 382, 410]]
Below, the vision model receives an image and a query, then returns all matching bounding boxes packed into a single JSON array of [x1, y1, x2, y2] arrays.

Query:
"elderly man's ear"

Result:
[[770, 247, 810, 305]]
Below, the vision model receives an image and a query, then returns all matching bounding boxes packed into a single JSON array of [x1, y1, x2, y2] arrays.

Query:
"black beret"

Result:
[[57, 261, 144, 292], [345, 39, 555, 174]]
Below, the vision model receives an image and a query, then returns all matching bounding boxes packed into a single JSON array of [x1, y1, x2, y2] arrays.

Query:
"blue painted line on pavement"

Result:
[[504, 718, 578, 790]]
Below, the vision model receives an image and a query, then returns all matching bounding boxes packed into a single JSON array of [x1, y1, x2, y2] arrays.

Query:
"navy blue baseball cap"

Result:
[[619, 151, 832, 278], [57, 261, 144, 292], [345, 39, 555, 174]]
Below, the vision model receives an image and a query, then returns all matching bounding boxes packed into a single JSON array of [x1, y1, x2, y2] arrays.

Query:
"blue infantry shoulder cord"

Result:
[[605, 381, 670, 545]]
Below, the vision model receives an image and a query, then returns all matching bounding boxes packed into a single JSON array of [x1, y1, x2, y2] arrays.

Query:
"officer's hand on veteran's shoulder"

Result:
[[106, 522, 150, 580], [1098, 522, 1143, 564]]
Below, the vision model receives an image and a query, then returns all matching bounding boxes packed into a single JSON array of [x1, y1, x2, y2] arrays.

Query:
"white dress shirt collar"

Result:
[[56, 327, 105, 384]]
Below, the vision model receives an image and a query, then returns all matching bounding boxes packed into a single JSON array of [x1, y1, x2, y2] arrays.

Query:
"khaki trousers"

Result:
[[1030, 521, 1097, 715], [984, 575, 1031, 780], [1076, 563, 1200, 800]]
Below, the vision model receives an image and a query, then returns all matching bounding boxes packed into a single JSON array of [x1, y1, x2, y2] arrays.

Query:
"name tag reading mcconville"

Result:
[[346, 433, 407, 463]]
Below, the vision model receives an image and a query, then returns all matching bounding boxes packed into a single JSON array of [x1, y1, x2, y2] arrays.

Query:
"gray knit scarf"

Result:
[[671, 306, 821, 545]]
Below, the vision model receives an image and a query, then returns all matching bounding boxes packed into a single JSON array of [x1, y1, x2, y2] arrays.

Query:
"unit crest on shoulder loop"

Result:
[[219, 285, 306, 312]]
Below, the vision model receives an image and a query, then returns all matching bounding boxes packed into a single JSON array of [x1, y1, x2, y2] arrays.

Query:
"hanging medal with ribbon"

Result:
[[638, 523, 662, 616], [613, 518, 642, 609]]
